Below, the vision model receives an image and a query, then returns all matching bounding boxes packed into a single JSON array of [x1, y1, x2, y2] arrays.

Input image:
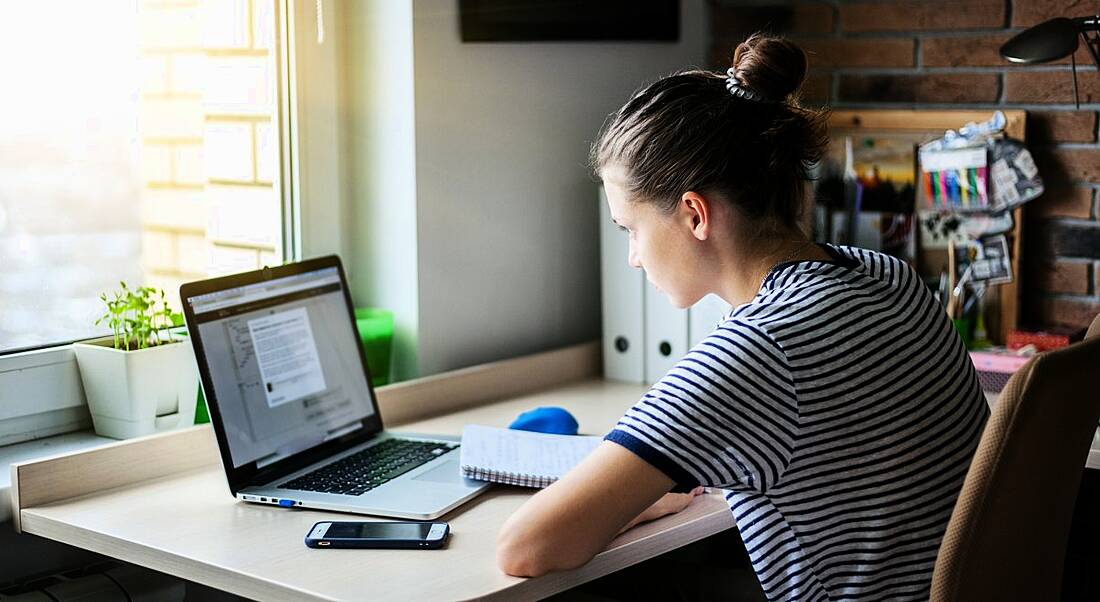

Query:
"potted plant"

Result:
[[72, 283, 198, 439]]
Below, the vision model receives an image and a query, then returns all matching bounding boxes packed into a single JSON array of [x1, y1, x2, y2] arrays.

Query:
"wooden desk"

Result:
[[10, 344, 735, 601]]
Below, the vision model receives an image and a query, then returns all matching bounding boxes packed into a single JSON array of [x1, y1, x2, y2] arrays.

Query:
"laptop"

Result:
[[180, 255, 490, 519]]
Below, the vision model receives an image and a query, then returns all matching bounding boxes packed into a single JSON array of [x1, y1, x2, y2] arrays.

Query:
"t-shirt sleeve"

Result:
[[605, 319, 798, 493]]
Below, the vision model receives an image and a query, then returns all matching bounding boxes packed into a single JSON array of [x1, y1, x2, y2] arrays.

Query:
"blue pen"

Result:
[[945, 169, 958, 207]]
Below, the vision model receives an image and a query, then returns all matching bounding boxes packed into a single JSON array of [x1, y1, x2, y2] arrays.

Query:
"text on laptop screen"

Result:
[[188, 267, 377, 468]]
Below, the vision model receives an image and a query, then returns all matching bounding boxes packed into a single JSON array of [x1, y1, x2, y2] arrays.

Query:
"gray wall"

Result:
[[345, 1, 421, 382], [347, 0, 706, 379]]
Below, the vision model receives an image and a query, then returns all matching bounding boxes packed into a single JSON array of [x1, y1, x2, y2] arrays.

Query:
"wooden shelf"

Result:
[[825, 109, 1027, 344]]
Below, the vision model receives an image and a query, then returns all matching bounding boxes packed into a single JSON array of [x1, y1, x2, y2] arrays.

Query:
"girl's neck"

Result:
[[715, 235, 830, 306]]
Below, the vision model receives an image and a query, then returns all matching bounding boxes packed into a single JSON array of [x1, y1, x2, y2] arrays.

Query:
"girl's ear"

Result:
[[679, 191, 711, 241]]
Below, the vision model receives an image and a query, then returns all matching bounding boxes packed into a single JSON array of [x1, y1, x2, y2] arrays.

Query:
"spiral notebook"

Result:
[[459, 425, 603, 488]]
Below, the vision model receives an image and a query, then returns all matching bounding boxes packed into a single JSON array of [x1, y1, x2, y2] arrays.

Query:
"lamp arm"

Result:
[[1072, 51, 1080, 109], [1074, 17, 1100, 108]]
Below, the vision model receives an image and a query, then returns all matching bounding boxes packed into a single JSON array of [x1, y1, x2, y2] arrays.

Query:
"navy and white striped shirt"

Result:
[[607, 245, 988, 601]]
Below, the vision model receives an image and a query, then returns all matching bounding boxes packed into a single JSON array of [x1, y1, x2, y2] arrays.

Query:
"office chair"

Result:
[[930, 314, 1100, 601]]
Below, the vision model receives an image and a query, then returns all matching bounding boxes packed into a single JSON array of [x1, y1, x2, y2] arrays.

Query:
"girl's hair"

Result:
[[591, 34, 829, 234]]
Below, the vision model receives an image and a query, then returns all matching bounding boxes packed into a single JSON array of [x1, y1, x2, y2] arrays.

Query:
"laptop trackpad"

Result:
[[412, 458, 460, 484]]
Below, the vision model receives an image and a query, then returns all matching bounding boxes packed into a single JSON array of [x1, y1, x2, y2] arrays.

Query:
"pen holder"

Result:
[[195, 384, 209, 424], [355, 308, 394, 387]]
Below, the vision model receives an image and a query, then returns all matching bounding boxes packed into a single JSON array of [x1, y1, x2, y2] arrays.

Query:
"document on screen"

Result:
[[247, 307, 327, 408]]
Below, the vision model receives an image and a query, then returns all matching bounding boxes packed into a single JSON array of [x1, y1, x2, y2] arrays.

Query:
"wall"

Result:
[[344, 0, 420, 381], [412, 0, 707, 375], [710, 0, 1100, 331], [346, 0, 707, 378]]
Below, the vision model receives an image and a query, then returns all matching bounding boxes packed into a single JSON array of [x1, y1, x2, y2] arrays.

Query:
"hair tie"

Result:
[[725, 68, 770, 102]]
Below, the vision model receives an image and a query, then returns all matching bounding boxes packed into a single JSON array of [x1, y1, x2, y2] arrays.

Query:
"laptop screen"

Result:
[[186, 266, 378, 468]]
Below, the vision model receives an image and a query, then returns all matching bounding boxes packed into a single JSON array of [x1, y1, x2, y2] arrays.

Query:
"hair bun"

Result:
[[731, 34, 808, 102]]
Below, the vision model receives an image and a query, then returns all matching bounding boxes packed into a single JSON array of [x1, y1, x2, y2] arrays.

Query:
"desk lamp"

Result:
[[1001, 16, 1100, 108]]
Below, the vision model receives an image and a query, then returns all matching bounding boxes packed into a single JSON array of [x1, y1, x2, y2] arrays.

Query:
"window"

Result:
[[0, 0, 287, 353]]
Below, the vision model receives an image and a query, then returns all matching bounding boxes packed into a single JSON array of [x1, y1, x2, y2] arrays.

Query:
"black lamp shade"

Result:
[[1001, 17, 1080, 63]]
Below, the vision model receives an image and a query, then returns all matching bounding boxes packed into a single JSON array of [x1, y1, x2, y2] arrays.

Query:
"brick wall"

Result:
[[138, 0, 279, 308], [710, 0, 1100, 330], [138, 0, 206, 305]]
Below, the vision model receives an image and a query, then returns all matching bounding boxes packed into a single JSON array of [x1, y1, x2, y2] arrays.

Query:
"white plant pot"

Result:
[[72, 337, 199, 440]]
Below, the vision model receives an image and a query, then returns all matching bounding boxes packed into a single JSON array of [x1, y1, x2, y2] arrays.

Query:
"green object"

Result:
[[355, 308, 394, 387], [952, 317, 972, 349], [194, 385, 210, 425], [969, 308, 992, 350]]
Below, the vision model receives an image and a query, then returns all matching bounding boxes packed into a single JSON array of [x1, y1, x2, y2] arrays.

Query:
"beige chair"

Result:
[[931, 314, 1100, 601]]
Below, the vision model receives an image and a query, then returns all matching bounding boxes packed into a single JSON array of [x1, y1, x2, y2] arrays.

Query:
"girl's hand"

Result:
[[618, 486, 706, 534]]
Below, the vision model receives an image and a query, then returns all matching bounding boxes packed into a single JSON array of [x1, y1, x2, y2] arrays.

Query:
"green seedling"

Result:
[[95, 282, 183, 351]]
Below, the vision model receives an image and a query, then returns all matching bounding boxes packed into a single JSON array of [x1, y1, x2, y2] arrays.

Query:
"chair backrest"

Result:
[[931, 315, 1100, 601]]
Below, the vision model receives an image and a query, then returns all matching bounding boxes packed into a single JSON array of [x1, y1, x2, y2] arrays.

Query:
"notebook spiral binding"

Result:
[[461, 465, 557, 489]]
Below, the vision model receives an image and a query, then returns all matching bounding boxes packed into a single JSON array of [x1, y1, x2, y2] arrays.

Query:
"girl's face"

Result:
[[603, 169, 708, 309]]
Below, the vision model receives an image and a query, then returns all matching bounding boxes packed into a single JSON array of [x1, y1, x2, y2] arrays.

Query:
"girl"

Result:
[[497, 34, 988, 601]]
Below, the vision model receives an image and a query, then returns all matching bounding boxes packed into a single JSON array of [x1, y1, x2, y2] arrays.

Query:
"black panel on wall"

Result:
[[459, 0, 679, 42]]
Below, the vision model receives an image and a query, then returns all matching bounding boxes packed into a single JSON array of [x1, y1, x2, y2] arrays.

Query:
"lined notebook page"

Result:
[[459, 425, 603, 488]]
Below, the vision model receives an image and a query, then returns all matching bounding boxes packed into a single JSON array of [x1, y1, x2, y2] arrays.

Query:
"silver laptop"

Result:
[[180, 255, 490, 519]]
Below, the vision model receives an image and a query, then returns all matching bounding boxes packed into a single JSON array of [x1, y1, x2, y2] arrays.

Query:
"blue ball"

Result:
[[508, 406, 579, 436]]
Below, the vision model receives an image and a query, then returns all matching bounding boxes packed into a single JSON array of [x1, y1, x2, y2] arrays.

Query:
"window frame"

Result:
[[281, 0, 348, 263]]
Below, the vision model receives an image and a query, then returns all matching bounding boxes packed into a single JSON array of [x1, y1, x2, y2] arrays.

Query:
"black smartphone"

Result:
[[304, 521, 449, 549]]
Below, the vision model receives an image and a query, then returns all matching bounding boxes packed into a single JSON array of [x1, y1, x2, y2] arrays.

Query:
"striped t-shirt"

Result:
[[607, 244, 989, 601]]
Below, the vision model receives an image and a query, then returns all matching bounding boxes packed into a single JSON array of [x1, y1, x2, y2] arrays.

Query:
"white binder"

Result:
[[644, 280, 689, 384], [689, 294, 732, 347], [599, 188, 645, 383]]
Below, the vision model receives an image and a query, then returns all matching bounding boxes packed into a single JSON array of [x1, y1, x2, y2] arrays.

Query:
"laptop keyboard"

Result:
[[278, 438, 457, 496]]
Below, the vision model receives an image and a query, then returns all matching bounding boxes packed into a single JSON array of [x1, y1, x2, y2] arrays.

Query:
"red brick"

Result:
[[1027, 187, 1095, 218], [1004, 71, 1100, 104], [711, 2, 836, 37], [1050, 221, 1100, 258], [840, 0, 1005, 32], [1027, 111, 1098, 143], [1031, 260, 1091, 294], [1035, 148, 1100, 182], [711, 5, 787, 38], [793, 3, 835, 34], [921, 33, 1091, 67], [799, 38, 914, 68], [801, 73, 832, 104], [838, 73, 999, 103], [1013, 0, 1097, 27], [1037, 296, 1100, 328]]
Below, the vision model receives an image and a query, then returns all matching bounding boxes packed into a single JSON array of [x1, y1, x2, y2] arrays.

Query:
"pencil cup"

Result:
[[952, 317, 972, 349], [355, 308, 394, 386]]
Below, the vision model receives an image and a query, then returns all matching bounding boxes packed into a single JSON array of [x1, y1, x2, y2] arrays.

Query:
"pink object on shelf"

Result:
[[970, 349, 1032, 393]]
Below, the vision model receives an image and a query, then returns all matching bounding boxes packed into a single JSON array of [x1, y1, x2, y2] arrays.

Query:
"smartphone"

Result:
[[304, 521, 449, 549]]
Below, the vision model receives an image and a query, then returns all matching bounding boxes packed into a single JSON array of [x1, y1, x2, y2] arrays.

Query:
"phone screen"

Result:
[[325, 522, 433, 540]]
